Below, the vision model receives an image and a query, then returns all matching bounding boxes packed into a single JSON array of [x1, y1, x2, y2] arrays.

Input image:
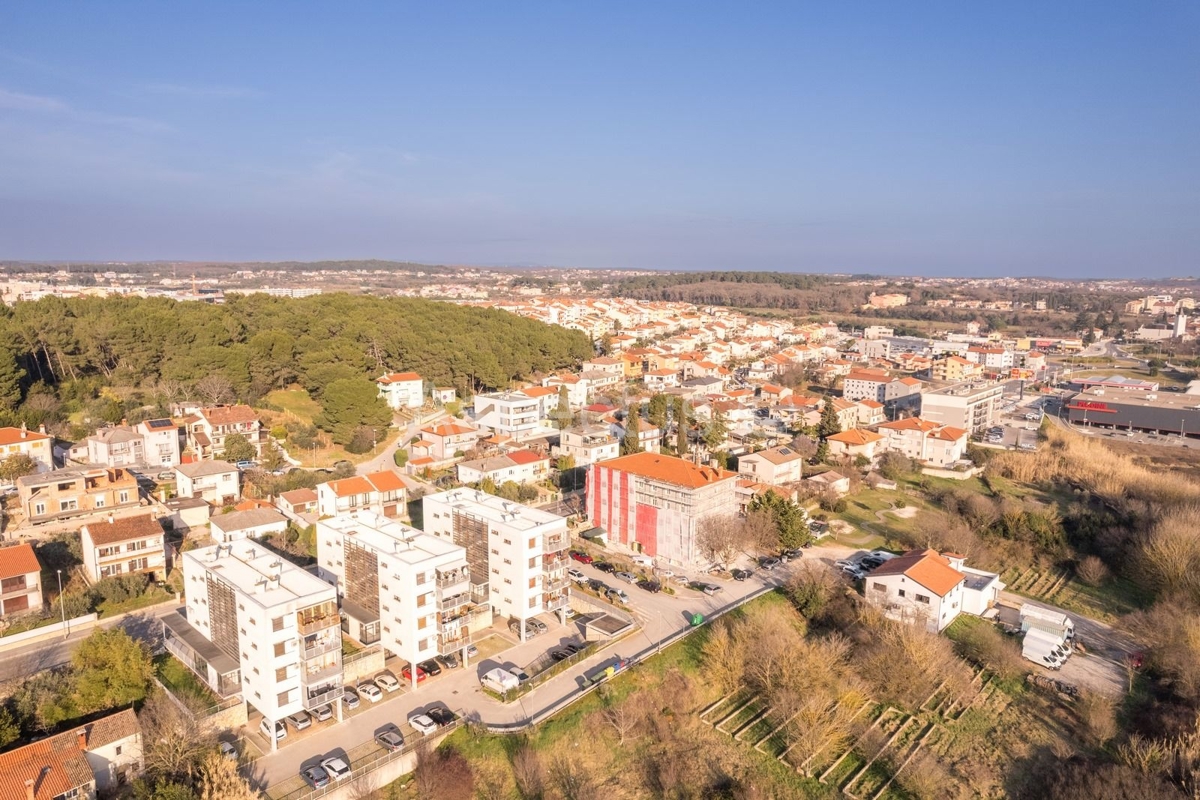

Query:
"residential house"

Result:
[[471, 391, 546, 441], [174, 460, 240, 505], [316, 469, 413, 518], [842, 370, 893, 402], [541, 374, 589, 409], [556, 423, 620, 466], [210, 507, 289, 543], [864, 549, 1002, 632], [826, 428, 884, 461], [80, 514, 167, 582], [0, 708, 143, 800], [317, 511, 487, 679], [0, 424, 54, 475], [16, 466, 140, 525], [737, 445, 804, 485], [930, 355, 980, 382], [456, 450, 550, 485], [184, 405, 265, 461], [825, 398, 862, 432], [771, 395, 821, 427], [582, 356, 625, 376], [419, 422, 480, 461], [163, 496, 211, 531], [643, 369, 680, 391], [856, 400, 886, 427], [587, 452, 739, 565], [431, 386, 457, 405], [423, 490, 571, 635], [376, 371, 425, 410], [806, 470, 850, 495], [0, 543, 42, 617], [171, 541, 342, 749], [84, 419, 181, 469], [276, 488, 318, 516], [877, 418, 969, 466], [759, 384, 792, 404]]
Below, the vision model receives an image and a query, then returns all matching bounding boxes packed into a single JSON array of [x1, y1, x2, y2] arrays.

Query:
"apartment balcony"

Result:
[[544, 532, 568, 553], [543, 556, 569, 573], [301, 659, 343, 684], [303, 684, 342, 711], [437, 629, 484, 655], [438, 590, 472, 612], [301, 636, 341, 660], [438, 613, 466, 634], [297, 614, 339, 636], [436, 571, 471, 593], [543, 577, 569, 593], [543, 593, 569, 612]]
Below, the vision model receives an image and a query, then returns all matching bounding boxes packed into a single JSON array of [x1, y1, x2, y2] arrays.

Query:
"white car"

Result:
[[260, 718, 287, 741], [320, 756, 351, 781], [357, 682, 383, 703], [409, 713, 438, 736], [374, 672, 401, 693], [840, 565, 865, 580], [567, 568, 587, 584]]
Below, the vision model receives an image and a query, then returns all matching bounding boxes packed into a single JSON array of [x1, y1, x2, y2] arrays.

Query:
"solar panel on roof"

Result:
[[779, 448, 791, 454], [146, 419, 175, 429]]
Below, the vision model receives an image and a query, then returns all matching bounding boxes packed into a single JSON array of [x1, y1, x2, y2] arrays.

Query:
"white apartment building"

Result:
[[316, 470, 412, 519], [376, 372, 425, 410], [863, 326, 894, 340], [738, 445, 804, 485], [842, 370, 892, 403], [173, 542, 342, 749], [422, 490, 570, 637], [85, 419, 181, 469], [317, 512, 486, 684], [471, 391, 546, 440], [555, 424, 620, 467], [920, 381, 1003, 433], [175, 460, 240, 505]]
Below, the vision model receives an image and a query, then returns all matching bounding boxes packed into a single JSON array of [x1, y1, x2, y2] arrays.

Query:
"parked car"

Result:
[[235, 460, 256, 470], [321, 756, 351, 781], [509, 619, 541, 638], [418, 659, 442, 677], [780, 548, 803, 561], [300, 765, 330, 789], [687, 581, 721, 595], [260, 719, 287, 741], [569, 550, 594, 564], [357, 682, 383, 703], [528, 618, 548, 634], [375, 729, 404, 752], [550, 649, 571, 662], [564, 642, 586, 655], [614, 571, 637, 583], [841, 565, 865, 580], [312, 704, 334, 722], [465, 644, 478, 658], [375, 671, 402, 691], [594, 562, 616, 573], [400, 665, 428, 684], [759, 556, 781, 570], [508, 667, 530, 684], [427, 707, 458, 726], [409, 713, 438, 736], [606, 588, 629, 602], [587, 579, 610, 593], [342, 688, 360, 709], [731, 569, 752, 582], [287, 711, 312, 731], [636, 579, 662, 593], [219, 741, 238, 761], [567, 568, 587, 584], [437, 653, 460, 670]]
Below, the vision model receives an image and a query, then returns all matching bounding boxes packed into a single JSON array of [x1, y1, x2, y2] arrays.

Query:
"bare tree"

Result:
[[199, 750, 257, 800], [742, 508, 780, 554], [1076, 690, 1118, 746], [1075, 555, 1110, 587], [697, 514, 743, 567], [138, 688, 216, 783], [550, 757, 601, 800], [599, 697, 641, 745], [700, 620, 745, 694], [195, 374, 234, 406], [413, 741, 475, 799], [511, 743, 545, 800]]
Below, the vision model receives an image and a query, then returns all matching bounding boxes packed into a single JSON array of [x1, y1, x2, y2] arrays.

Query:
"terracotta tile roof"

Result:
[[279, 488, 317, 505], [597, 452, 736, 489], [0, 543, 40, 579], [197, 405, 259, 426], [82, 514, 163, 546], [846, 370, 890, 382], [506, 449, 548, 465], [0, 427, 51, 446], [365, 470, 411, 492], [327, 476, 374, 498], [929, 426, 968, 441], [827, 429, 883, 445], [878, 417, 940, 433], [0, 709, 139, 800], [518, 386, 559, 398], [423, 422, 477, 437], [898, 377, 923, 386], [868, 549, 965, 597], [377, 372, 422, 384], [778, 395, 819, 408]]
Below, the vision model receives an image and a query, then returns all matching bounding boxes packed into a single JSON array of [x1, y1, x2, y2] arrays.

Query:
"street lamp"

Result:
[[56, 569, 67, 638]]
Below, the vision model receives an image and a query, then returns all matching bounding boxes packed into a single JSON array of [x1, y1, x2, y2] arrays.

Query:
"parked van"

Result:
[[631, 555, 653, 568]]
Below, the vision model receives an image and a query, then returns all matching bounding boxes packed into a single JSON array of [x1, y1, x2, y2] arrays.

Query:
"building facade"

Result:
[[0, 425, 54, 475], [80, 514, 167, 582], [184, 405, 266, 461], [16, 466, 140, 525], [175, 460, 240, 505], [376, 372, 425, 410], [737, 445, 804, 485], [0, 543, 42, 617], [315, 470, 412, 519], [920, 382, 1003, 433]]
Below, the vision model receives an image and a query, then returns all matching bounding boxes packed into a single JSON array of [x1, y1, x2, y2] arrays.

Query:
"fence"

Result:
[[0, 613, 98, 650]]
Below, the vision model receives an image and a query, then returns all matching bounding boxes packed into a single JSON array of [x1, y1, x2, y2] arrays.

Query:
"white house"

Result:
[[316, 469, 413, 519], [456, 450, 550, 485], [80, 514, 167, 583], [376, 371, 425, 410], [209, 507, 289, 543], [555, 424, 620, 467], [738, 445, 804, 485], [175, 460, 240, 505], [0, 425, 54, 474], [876, 418, 969, 466]]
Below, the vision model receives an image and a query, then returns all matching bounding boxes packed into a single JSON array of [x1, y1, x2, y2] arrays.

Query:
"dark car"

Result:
[[550, 649, 572, 662], [759, 556, 781, 570], [418, 659, 442, 677], [564, 642, 586, 655], [594, 562, 616, 573], [731, 569, 752, 581], [375, 729, 404, 751], [301, 765, 331, 789], [588, 579, 610, 593], [569, 550, 594, 564], [436, 653, 460, 669], [781, 548, 803, 561], [427, 707, 458, 726], [636, 579, 662, 593]]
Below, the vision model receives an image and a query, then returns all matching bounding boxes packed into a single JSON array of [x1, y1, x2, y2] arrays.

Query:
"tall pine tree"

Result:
[[554, 384, 572, 429], [675, 396, 689, 456], [622, 404, 643, 455], [818, 399, 842, 437], [0, 341, 24, 411]]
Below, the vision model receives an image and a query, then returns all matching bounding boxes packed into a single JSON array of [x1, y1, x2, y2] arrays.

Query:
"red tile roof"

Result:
[[198, 405, 259, 426], [0, 427, 50, 446], [0, 543, 40, 580], [81, 514, 164, 546], [868, 549, 965, 597], [326, 476, 373, 498], [423, 422, 477, 437], [597, 452, 736, 489], [365, 470, 410, 492], [0, 709, 138, 800], [377, 372, 422, 384], [827, 429, 882, 446], [506, 449, 548, 465]]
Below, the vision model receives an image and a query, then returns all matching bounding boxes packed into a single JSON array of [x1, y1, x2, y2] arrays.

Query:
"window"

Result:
[[416, 594, 426, 608], [34, 503, 45, 516], [418, 638, 428, 651], [275, 667, 288, 682], [528, 578, 537, 589], [530, 597, 538, 608], [418, 617, 427, 630], [118, 491, 130, 503], [491, 548, 499, 555], [915, 594, 930, 604], [277, 689, 293, 706], [528, 557, 537, 568], [872, 583, 886, 592], [528, 537, 536, 549], [59, 499, 78, 512], [115, 745, 123, 756], [415, 572, 426, 585], [897, 589, 906, 598], [95, 497, 105, 508], [274, 642, 286, 657], [272, 616, 285, 632]]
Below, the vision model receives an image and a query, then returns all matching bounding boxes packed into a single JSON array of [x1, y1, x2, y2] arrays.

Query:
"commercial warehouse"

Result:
[[1064, 387, 1200, 436]]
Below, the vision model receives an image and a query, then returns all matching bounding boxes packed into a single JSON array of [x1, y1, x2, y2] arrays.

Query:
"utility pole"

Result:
[[57, 569, 67, 638]]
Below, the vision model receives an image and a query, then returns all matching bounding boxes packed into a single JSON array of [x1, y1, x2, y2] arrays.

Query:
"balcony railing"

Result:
[[297, 615, 339, 635], [436, 571, 470, 589], [302, 637, 341, 660], [301, 660, 343, 684], [543, 577, 569, 593], [439, 614, 466, 633], [438, 592, 472, 613], [543, 594, 569, 612], [544, 533, 567, 551], [303, 685, 342, 711]]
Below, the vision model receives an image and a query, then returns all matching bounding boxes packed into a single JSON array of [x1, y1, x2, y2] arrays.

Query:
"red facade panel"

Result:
[[635, 504, 658, 557]]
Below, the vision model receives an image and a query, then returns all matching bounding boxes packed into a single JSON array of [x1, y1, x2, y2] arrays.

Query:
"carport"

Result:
[[582, 612, 634, 641]]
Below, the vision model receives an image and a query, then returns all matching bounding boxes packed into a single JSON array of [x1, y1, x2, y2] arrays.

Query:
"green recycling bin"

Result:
[[690, 613, 705, 627]]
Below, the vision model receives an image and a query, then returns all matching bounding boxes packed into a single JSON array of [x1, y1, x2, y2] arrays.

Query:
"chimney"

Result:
[[24, 779, 33, 800], [77, 729, 87, 750], [20, 422, 27, 439], [108, 514, 115, 525]]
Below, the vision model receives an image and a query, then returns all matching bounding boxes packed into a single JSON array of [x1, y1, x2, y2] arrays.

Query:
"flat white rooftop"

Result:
[[186, 541, 334, 609], [321, 510, 464, 565], [424, 489, 565, 532]]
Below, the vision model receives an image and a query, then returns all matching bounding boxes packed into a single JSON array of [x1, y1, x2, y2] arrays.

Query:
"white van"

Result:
[[631, 555, 653, 568]]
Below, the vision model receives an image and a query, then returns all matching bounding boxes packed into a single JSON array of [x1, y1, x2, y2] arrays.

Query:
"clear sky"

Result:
[[1, 2, 1197, 276]]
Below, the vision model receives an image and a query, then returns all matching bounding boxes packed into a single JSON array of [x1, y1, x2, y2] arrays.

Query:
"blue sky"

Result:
[[1, 2, 1197, 276]]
